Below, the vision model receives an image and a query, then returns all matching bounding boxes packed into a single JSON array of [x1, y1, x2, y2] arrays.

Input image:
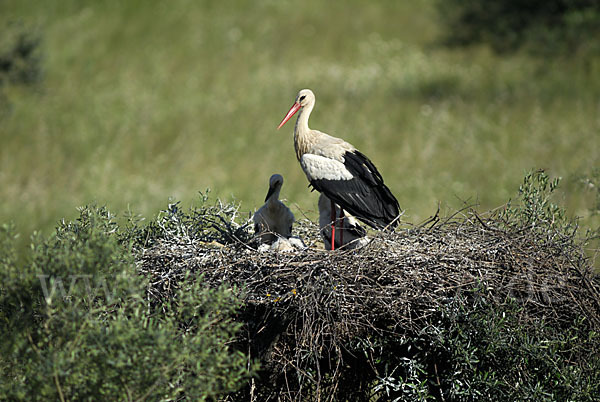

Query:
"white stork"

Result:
[[318, 194, 368, 250], [277, 89, 400, 249], [253, 174, 295, 244]]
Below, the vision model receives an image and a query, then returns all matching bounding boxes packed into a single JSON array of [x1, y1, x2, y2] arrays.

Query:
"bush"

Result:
[[0, 206, 253, 400], [502, 170, 577, 238], [0, 23, 42, 87], [437, 0, 600, 54], [138, 174, 600, 401]]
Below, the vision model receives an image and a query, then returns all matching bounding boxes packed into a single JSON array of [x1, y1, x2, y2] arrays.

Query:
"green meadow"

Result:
[[1, 0, 599, 252]]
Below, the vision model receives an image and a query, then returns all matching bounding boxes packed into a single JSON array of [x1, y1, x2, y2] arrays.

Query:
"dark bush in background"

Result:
[[0, 22, 42, 114], [0, 23, 42, 87], [437, 0, 600, 54]]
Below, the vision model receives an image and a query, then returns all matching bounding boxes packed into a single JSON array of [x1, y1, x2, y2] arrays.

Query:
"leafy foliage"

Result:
[[351, 293, 600, 401], [501, 170, 578, 239], [434, 294, 600, 400], [0, 205, 252, 400], [124, 192, 252, 253]]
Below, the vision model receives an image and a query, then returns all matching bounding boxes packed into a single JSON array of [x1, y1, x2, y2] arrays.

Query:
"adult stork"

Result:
[[253, 174, 295, 244], [318, 194, 368, 250], [277, 89, 400, 249]]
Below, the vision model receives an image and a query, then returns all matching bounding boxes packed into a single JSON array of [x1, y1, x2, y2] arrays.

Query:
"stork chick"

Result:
[[253, 174, 295, 244]]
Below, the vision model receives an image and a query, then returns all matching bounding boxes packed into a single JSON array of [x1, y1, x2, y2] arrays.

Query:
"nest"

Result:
[[136, 202, 600, 401]]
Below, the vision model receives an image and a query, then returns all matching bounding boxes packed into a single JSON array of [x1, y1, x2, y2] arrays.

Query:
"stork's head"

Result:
[[277, 89, 315, 129], [265, 173, 284, 201], [269, 173, 284, 189], [295, 88, 314, 107]]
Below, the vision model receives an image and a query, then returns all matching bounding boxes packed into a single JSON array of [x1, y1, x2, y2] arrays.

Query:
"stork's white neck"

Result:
[[293, 100, 315, 161], [294, 101, 313, 135]]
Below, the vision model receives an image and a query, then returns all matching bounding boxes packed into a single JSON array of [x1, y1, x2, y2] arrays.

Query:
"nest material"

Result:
[[136, 203, 600, 400]]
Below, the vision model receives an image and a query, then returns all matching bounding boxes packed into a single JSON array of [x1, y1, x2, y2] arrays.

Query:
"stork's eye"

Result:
[[299, 95, 306, 101]]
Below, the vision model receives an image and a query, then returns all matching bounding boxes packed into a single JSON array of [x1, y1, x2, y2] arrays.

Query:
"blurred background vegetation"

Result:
[[1, 0, 599, 257]]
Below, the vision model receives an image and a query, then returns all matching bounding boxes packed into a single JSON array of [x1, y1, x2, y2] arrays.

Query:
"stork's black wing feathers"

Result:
[[343, 150, 382, 185], [310, 150, 400, 229]]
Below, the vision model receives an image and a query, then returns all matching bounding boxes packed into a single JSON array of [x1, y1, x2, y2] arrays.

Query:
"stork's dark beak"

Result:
[[265, 185, 276, 202], [277, 102, 301, 129]]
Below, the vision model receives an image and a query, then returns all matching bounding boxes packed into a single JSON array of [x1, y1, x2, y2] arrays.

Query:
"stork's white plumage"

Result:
[[253, 174, 295, 244], [318, 194, 368, 250], [277, 89, 400, 249], [258, 236, 307, 253]]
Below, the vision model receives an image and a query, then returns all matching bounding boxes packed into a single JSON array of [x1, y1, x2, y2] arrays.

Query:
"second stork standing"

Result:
[[277, 89, 400, 250]]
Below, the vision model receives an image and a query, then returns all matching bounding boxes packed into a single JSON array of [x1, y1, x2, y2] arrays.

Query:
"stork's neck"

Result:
[[267, 187, 281, 208], [294, 101, 315, 161]]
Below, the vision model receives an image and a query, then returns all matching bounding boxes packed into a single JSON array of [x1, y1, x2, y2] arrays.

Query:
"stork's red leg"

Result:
[[339, 209, 344, 247], [330, 199, 336, 250]]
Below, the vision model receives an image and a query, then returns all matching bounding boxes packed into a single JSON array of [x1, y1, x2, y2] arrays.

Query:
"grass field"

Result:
[[1, 0, 599, 254]]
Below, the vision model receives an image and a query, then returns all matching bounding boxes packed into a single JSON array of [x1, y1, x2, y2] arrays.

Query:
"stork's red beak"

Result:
[[277, 102, 301, 129]]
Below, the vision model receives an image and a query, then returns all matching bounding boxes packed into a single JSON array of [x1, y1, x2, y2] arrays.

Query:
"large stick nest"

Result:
[[135, 201, 600, 400]]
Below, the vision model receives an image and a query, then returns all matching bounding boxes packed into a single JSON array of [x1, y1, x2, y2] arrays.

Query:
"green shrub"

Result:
[[434, 293, 600, 400], [359, 293, 599, 401], [502, 170, 577, 239], [0, 205, 252, 400]]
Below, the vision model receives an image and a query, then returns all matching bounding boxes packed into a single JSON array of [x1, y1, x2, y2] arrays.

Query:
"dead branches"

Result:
[[136, 204, 600, 400]]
